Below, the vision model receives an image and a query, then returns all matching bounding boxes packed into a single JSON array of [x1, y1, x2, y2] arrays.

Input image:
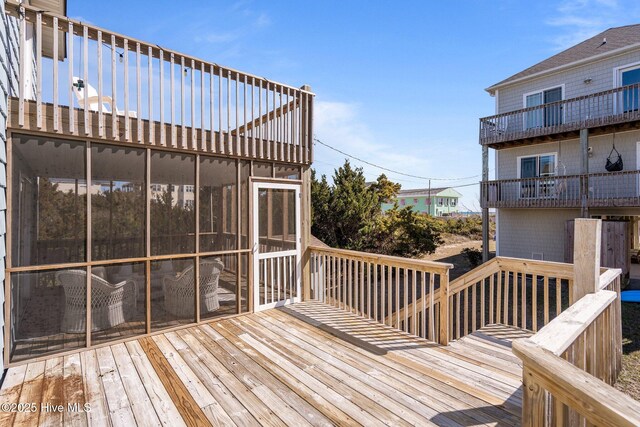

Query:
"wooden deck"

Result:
[[0, 302, 531, 426]]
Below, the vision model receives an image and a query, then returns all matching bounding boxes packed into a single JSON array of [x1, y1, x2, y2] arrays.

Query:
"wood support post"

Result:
[[481, 144, 489, 262], [301, 166, 312, 300], [580, 128, 589, 218], [573, 218, 601, 302]]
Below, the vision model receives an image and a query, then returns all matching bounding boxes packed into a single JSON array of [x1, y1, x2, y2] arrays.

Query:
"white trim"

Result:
[[252, 181, 302, 312], [486, 43, 640, 93], [494, 89, 500, 114], [613, 61, 640, 114]]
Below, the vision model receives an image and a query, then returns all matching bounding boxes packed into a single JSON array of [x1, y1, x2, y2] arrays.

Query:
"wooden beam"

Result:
[[231, 98, 297, 137], [513, 338, 640, 427], [573, 218, 601, 302]]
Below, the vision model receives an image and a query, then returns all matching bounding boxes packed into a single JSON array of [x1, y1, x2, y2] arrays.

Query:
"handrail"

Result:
[[511, 267, 628, 426], [528, 290, 615, 355], [308, 245, 453, 274], [479, 82, 640, 145], [481, 170, 640, 209], [513, 339, 640, 427]]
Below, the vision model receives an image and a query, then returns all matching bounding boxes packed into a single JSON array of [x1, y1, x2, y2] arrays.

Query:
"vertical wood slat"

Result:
[[258, 80, 263, 158], [170, 53, 175, 147], [403, 269, 408, 332], [236, 73, 240, 155], [83, 25, 89, 134], [522, 272, 527, 329], [123, 38, 130, 140], [97, 30, 103, 137], [395, 267, 400, 329], [191, 59, 195, 149], [412, 270, 417, 336], [387, 266, 393, 326], [110, 34, 117, 139], [52, 16, 59, 131], [532, 274, 538, 331], [159, 50, 165, 146], [35, 12, 42, 129], [242, 76, 248, 156], [67, 21, 73, 132], [489, 274, 495, 325], [180, 56, 185, 148], [148, 46, 154, 143], [544, 276, 550, 325], [200, 62, 205, 151], [513, 272, 518, 328], [429, 273, 435, 341], [227, 69, 231, 155], [136, 42, 141, 142]]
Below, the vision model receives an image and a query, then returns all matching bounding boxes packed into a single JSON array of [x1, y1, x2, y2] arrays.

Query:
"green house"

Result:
[[381, 187, 462, 217]]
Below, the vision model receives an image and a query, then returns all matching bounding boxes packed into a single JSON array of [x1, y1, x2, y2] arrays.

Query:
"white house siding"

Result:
[[497, 129, 640, 179], [496, 49, 640, 114], [497, 209, 580, 261]]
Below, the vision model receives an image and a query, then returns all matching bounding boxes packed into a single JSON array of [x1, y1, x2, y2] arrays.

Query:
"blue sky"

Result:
[[71, 0, 640, 210]]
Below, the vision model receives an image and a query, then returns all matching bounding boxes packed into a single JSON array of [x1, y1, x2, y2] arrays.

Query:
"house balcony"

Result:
[[480, 169, 640, 209], [479, 83, 640, 147], [9, 5, 313, 164]]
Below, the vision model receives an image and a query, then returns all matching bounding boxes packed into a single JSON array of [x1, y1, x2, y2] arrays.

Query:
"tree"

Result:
[[369, 174, 401, 203], [311, 160, 441, 257], [330, 161, 380, 250]]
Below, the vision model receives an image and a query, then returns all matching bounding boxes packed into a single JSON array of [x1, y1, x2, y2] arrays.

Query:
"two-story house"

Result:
[[381, 187, 462, 216], [479, 24, 640, 278]]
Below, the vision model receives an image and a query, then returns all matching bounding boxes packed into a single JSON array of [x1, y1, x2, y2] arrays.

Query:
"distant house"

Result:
[[381, 187, 462, 216]]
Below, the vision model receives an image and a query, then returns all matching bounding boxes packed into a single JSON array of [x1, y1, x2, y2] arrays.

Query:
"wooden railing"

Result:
[[480, 82, 640, 145], [481, 169, 640, 209], [393, 256, 576, 342], [309, 245, 453, 344], [8, 4, 313, 163], [512, 269, 640, 426]]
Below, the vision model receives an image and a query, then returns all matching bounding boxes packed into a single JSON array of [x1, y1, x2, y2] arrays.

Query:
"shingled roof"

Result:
[[486, 24, 640, 93]]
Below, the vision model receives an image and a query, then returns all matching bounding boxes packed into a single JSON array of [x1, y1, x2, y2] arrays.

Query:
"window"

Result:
[[620, 65, 640, 112], [413, 198, 418, 204], [519, 154, 556, 198], [438, 198, 444, 206], [450, 198, 457, 207], [184, 185, 194, 193], [524, 86, 562, 129]]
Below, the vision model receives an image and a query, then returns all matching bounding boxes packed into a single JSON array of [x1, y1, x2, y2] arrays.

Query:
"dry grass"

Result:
[[615, 302, 640, 400]]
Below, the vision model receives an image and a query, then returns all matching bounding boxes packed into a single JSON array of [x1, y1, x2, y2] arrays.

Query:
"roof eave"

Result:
[[485, 42, 640, 95]]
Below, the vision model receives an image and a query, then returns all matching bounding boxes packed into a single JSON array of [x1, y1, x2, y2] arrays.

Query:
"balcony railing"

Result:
[[8, 5, 313, 164], [480, 83, 640, 145], [481, 169, 640, 208]]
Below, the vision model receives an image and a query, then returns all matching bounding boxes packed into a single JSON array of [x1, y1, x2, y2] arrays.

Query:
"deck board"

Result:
[[0, 301, 530, 426]]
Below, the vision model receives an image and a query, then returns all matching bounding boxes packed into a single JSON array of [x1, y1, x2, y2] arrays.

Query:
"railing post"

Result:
[[438, 270, 450, 345], [572, 218, 601, 302]]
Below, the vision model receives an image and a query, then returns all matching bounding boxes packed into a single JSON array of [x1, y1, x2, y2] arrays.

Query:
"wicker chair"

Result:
[[162, 259, 224, 318], [56, 270, 137, 334]]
